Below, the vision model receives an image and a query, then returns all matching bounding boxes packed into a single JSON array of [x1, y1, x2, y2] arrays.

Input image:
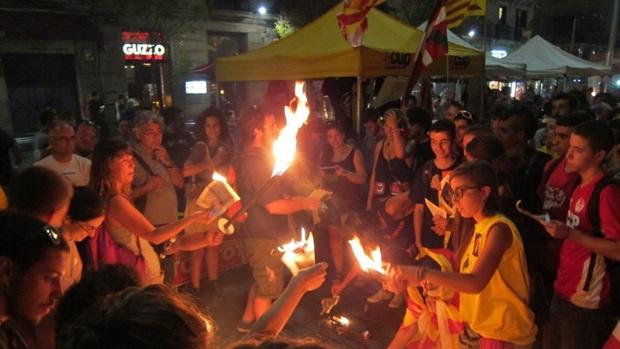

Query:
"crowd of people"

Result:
[[1, 88, 620, 349]]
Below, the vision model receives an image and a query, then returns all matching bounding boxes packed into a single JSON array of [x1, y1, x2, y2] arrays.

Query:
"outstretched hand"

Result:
[[294, 262, 328, 292]]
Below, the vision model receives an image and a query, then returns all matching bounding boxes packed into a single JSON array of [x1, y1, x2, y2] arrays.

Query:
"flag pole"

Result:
[[401, 0, 447, 108]]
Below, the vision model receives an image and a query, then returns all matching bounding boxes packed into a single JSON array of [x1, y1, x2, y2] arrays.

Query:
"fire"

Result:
[[348, 236, 387, 275], [211, 171, 227, 182], [271, 81, 310, 177], [332, 315, 350, 327], [278, 228, 315, 275]]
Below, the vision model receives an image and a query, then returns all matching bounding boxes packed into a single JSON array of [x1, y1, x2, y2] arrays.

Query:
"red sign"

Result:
[[121, 31, 167, 61]]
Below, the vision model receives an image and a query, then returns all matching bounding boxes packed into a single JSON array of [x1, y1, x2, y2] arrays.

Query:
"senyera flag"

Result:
[[401, 0, 449, 106], [336, 0, 386, 47], [446, 0, 486, 29]]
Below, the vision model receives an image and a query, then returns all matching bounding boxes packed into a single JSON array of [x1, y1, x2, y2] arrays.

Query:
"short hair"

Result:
[[552, 92, 578, 111], [68, 187, 104, 222], [196, 107, 230, 142], [556, 111, 593, 128], [429, 118, 456, 140], [454, 110, 475, 124], [446, 100, 463, 110], [463, 124, 492, 138], [134, 110, 164, 131], [0, 211, 69, 276], [450, 160, 500, 216], [239, 106, 270, 146], [56, 284, 213, 349], [573, 120, 615, 154], [49, 121, 74, 138], [465, 134, 505, 163], [55, 265, 140, 332], [502, 104, 539, 140], [9, 166, 73, 217], [362, 108, 381, 124], [406, 107, 433, 132], [160, 107, 183, 126]]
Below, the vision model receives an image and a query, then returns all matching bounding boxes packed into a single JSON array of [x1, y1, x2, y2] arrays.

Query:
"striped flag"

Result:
[[337, 0, 387, 47], [446, 0, 486, 28], [401, 0, 449, 106]]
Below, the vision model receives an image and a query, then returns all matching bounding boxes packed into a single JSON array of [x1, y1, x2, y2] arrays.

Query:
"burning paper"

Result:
[[348, 236, 387, 278], [278, 228, 315, 275], [271, 81, 310, 177], [196, 172, 241, 221], [515, 200, 550, 225]]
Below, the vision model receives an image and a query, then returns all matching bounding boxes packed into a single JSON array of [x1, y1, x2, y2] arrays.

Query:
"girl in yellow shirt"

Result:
[[388, 160, 537, 348]]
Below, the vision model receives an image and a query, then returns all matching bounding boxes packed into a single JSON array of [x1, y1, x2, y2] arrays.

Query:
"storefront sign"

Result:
[[121, 31, 167, 61]]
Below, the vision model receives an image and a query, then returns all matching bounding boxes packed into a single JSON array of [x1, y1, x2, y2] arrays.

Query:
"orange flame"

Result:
[[211, 171, 227, 183], [348, 236, 387, 274], [278, 228, 315, 275], [332, 315, 350, 327], [271, 81, 310, 177]]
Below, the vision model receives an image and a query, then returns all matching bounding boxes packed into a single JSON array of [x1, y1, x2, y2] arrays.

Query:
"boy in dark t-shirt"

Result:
[[411, 119, 462, 250]]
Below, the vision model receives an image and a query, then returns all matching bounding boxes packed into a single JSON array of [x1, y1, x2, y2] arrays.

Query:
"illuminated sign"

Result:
[[185, 80, 208, 94], [491, 49, 507, 59], [121, 31, 167, 61]]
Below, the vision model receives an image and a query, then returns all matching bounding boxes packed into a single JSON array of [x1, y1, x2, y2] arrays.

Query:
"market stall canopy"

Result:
[[486, 55, 526, 79], [215, 2, 483, 82], [503, 35, 610, 77]]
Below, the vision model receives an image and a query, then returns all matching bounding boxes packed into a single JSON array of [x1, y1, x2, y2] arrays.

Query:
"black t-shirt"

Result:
[[234, 147, 288, 240], [163, 130, 195, 168], [410, 157, 463, 248], [411, 139, 434, 173]]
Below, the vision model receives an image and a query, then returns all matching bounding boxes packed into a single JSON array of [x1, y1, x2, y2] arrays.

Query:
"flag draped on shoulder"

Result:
[[401, 0, 449, 105], [337, 0, 387, 47], [446, 0, 486, 28]]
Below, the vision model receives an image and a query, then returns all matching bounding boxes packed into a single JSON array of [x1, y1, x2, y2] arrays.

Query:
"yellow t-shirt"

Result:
[[459, 214, 537, 345]]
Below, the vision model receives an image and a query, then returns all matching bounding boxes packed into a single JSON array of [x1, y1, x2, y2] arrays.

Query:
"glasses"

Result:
[[43, 225, 62, 245], [455, 110, 474, 122], [77, 222, 99, 236], [453, 185, 481, 201]]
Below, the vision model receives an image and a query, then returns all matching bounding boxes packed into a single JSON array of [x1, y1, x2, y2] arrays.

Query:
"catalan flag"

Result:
[[337, 0, 387, 47], [446, 0, 486, 28]]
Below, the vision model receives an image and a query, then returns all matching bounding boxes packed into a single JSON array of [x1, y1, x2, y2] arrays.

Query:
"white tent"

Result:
[[503, 35, 610, 77]]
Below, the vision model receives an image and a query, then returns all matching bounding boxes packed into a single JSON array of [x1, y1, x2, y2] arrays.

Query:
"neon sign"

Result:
[[121, 31, 167, 61]]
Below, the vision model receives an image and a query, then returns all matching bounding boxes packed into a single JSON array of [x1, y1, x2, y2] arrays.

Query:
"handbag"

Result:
[[87, 223, 147, 283]]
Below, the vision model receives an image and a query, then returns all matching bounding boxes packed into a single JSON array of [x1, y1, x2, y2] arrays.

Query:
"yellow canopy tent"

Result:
[[215, 3, 483, 82]]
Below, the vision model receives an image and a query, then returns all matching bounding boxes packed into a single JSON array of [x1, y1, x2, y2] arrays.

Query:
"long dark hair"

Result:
[[320, 121, 346, 165], [196, 107, 229, 144], [90, 139, 132, 196], [450, 160, 500, 217]]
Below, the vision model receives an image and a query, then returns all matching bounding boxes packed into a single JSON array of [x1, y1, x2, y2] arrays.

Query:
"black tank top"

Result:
[[320, 146, 362, 208]]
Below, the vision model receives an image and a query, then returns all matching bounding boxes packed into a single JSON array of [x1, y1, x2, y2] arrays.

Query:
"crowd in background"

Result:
[[1, 86, 620, 349]]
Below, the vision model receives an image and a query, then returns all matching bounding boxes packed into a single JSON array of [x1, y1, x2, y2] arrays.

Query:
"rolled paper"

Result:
[[515, 200, 550, 225], [217, 217, 235, 235], [196, 179, 241, 225], [279, 230, 315, 276]]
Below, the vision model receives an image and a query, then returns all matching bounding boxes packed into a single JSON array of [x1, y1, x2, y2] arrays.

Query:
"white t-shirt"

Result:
[[35, 154, 91, 187]]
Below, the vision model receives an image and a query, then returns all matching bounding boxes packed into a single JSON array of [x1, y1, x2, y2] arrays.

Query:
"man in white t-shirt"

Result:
[[35, 122, 91, 187]]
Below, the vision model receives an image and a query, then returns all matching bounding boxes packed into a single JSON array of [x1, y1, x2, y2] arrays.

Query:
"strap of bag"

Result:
[[133, 151, 156, 176]]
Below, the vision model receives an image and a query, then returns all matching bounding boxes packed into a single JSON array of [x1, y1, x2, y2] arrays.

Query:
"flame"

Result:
[[271, 81, 310, 177], [332, 315, 350, 327], [212, 171, 227, 182], [278, 228, 315, 276], [348, 236, 387, 275]]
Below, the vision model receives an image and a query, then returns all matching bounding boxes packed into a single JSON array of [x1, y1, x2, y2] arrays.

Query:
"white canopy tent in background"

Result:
[[502, 35, 610, 77]]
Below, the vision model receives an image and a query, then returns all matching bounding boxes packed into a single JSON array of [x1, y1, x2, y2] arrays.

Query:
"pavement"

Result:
[[195, 264, 404, 348]]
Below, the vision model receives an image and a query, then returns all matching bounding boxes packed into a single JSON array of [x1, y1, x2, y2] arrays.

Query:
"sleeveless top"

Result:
[[105, 194, 163, 285], [319, 146, 362, 209], [459, 214, 537, 345]]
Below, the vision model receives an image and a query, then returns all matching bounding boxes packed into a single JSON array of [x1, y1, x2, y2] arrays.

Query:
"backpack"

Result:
[[582, 176, 620, 315]]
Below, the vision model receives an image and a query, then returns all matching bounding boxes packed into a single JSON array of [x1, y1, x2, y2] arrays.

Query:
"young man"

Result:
[[0, 211, 70, 349], [411, 119, 462, 251], [534, 93, 578, 150], [34, 122, 91, 187], [405, 107, 434, 173], [543, 120, 620, 349], [233, 107, 320, 333]]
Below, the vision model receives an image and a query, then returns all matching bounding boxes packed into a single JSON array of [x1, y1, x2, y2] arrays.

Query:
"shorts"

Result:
[[244, 237, 284, 299]]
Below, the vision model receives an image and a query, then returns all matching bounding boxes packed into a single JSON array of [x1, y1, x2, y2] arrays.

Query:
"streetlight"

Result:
[[258, 5, 267, 15], [468, 29, 476, 38]]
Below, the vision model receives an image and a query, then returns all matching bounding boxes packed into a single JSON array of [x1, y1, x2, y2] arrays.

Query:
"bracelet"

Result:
[[416, 266, 427, 281]]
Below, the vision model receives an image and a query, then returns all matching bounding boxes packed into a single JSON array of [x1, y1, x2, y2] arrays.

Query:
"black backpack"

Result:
[[582, 176, 620, 315]]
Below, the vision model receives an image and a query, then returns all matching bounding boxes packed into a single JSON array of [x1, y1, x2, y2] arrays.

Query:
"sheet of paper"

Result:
[[425, 198, 447, 218]]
